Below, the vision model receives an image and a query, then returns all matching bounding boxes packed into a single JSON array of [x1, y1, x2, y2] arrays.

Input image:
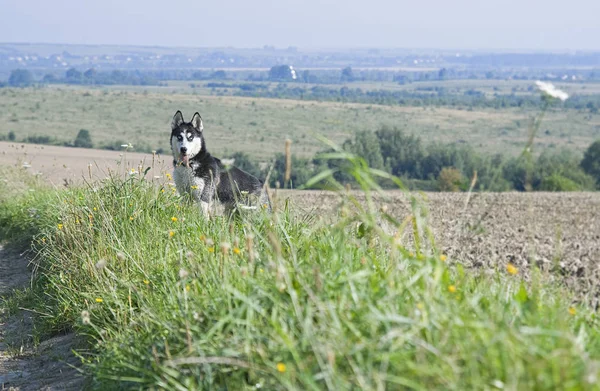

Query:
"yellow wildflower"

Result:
[[448, 285, 457, 293], [95, 297, 103, 303], [57, 223, 63, 230], [130, 216, 134, 221], [166, 173, 172, 180], [276, 363, 286, 373], [568, 307, 576, 316], [185, 284, 190, 292], [143, 279, 150, 285], [93, 207, 97, 211], [208, 247, 215, 253], [169, 231, 175, 237], [440, 254, 447, 262], [171, 216, 178, 222], [233, 247, 241, 255], [191, 185, 198, 190], [506, 263, 518, 275]]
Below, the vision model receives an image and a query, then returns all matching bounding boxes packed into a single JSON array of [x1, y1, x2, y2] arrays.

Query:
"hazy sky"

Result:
[[2, 0, 600, 50]]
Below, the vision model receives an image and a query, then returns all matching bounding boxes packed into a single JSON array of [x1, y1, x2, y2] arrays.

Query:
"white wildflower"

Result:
[[22, 162, 32, 168], [179, 268, 189, 279], [81, 310, 91, 325], [535, 81, 569, 101], [95, 259, 107, 270]]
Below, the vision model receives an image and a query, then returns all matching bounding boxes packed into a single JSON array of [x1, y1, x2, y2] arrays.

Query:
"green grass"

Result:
[[1, 85, 599, 160], [1, 158, 600, 390]]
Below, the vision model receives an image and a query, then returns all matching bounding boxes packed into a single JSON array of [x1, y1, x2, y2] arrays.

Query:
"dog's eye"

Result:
[[177, 135, 183, 141], [187, 134, 194, 141]]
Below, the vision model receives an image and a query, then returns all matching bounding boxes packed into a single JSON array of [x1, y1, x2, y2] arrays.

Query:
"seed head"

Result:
[[81, 310, 91, 325], [95, 259, 107, 270], [179, 268, 189, 279]]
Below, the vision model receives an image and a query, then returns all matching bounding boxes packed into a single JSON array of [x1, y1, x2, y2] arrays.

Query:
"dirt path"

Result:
[[0, 246, 84, 390]]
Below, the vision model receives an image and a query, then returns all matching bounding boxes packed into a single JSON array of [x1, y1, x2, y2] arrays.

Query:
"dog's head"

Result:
[[170, 111, 205, 166]]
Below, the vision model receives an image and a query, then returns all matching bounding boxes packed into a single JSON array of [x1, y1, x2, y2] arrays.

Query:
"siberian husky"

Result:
[[170, 110, 270, 216]]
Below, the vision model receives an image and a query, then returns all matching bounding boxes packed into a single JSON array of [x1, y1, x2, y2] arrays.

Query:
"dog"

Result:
[[170, 110, 270, 216]]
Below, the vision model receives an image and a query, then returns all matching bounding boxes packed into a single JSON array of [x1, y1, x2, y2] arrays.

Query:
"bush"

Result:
[[73, 129, 93, 149], [438, 167, 463, 191], [581, 140, 600, 187], [8, 69, 34, 87], [539, 173, 582, 191]]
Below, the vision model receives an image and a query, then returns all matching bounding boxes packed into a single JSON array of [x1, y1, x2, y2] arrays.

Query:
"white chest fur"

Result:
[[173, 165, 206, 202]]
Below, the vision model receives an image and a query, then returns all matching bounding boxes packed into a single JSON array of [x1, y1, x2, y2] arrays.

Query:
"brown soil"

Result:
[[0, 246, 85, 390], [279, 190, 600, 305]]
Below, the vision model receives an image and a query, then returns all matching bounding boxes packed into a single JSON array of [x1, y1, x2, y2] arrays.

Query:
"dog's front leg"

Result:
[[200, 201, 210, 218], [199, 183, 215, 219]]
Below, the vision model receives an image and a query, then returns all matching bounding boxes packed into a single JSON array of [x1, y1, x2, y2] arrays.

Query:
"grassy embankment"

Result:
[[0, 157, 599, 390]]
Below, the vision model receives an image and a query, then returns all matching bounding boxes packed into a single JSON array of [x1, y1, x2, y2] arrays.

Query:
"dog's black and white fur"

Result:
[[170, 110, 270, 216]]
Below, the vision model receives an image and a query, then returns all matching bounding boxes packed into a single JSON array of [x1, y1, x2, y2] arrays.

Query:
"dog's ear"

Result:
[[171, 111, 184, 130], [191, 112, 203, 132]]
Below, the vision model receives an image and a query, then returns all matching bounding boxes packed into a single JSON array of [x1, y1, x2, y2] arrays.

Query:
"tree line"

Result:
[[236, 126, 600, 192], [228, 83, 600, 112]]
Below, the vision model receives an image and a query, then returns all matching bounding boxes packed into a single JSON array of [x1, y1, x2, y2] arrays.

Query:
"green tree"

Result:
[[74, 129, 93, 148], [65, 68, 82, 83], [535, 149, 595, 190], [229, 152, 262, 179], [269, 65, 295, 81], [84, 68, 97, 80], [210, 70, 227, 80], [268, 153, 314, 189], [42, 73, 57, 83], [375, 126, 424, 178], [581, 140, 600, 187], [8, 69, 33, 87], [341, 66, 355, 82], [347, 131, 384, 170], [8, 131, 15, 141], [438, 68, 448, 80]]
